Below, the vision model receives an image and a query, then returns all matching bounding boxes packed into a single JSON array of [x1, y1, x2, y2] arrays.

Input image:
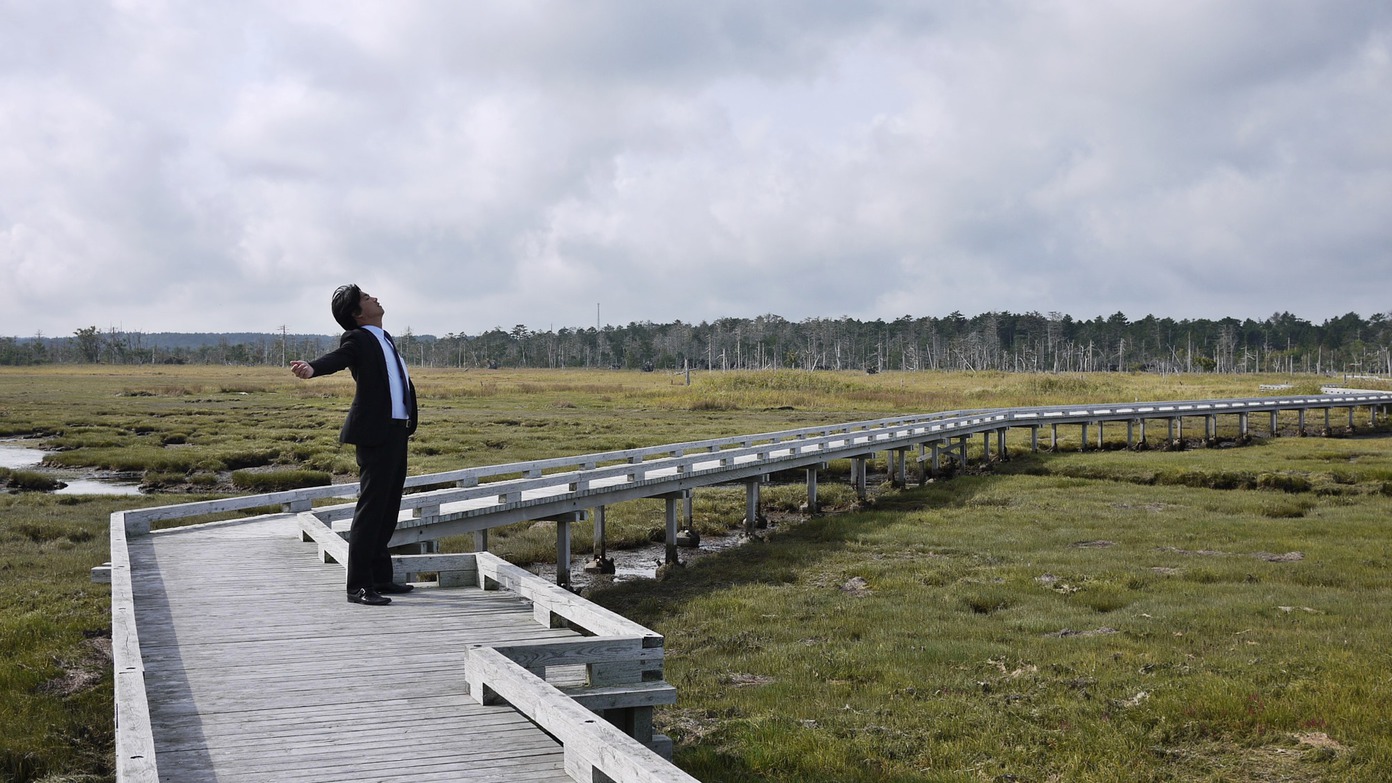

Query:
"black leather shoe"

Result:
[[347, 588, 391, 606], [375, 582, 414, 594]]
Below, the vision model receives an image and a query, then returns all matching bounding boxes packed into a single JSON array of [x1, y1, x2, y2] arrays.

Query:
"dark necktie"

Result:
[[383, 331, 409, 384]]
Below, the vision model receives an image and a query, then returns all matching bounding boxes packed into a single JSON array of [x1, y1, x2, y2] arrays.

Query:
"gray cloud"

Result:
[[2, 1, 1389, 338]]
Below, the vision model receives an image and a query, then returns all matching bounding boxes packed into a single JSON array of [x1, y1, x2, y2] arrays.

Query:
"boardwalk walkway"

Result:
[[128, 514, 577, 782], [110, 390, 1392, 781]]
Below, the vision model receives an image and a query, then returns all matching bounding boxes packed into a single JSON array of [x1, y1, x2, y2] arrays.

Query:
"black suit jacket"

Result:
[[308, 329, 419, 446]]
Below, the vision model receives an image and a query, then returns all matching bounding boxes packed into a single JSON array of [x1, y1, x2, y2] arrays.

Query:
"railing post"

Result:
[[282, 497, 312, 513]]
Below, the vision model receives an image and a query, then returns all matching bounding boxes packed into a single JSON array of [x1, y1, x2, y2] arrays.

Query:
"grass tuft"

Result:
[[230, 469, 333, 492]]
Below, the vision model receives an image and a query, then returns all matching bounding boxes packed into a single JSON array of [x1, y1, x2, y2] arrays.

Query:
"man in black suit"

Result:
[[291, 285, 418, 606]]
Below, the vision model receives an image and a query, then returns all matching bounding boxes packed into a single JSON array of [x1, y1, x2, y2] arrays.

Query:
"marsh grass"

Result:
[[3, 365, 1391, 781], [596, 454, 1392, 781], [0, 468, 65, 491]]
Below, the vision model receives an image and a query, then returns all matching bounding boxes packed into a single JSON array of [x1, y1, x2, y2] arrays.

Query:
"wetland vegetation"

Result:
[[2, 365, 1390, 781]]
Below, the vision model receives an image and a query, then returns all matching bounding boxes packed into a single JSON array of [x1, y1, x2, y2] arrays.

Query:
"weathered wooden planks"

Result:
[[127, 514, 575, 783]]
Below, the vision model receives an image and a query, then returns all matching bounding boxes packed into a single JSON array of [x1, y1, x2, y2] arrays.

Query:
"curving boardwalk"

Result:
[[108, 390, 1392, 782]]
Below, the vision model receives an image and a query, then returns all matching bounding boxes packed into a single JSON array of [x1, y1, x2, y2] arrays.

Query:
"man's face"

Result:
[[355, 291, 385, 322]]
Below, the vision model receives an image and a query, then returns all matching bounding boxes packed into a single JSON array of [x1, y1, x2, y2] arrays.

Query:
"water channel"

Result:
[[0, 440, 144, 495]]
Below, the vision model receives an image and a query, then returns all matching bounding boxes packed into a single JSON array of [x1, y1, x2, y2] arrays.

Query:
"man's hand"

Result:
[[290, 360, 315, 379]]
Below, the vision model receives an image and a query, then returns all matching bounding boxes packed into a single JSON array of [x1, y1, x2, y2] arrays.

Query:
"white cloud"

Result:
[[2, 0, 1390, 338]]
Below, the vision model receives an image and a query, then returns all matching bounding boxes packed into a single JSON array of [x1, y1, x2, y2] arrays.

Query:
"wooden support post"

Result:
[[745, 479, 762, 533], [917, 444, 927, 485], [1126, 419, 1135, 449], [474, 529, 489, 553], [1096, 421, 1104, 449], [1270, 410, 1279, 436], [556, 516, 572, 589], [930, 442, 941, 476], [982, 431, 991, 461], [895, 448, 908, 486], [1167, 417, 1176, 446], [1030, 426, 1039, 452], [665, 496, 680, 564], [1140, 418, 1148, 446], [1051, 424, 1059, 450], [851, 457, 867, 501], [595, 506, 607, 560], [806, 465, 819, 512], [1239, 413, 1249, 439], [1324, 407, 1331, 434], [997, 428, 1007, 460], [1206, 415, 1216, 443], [958, 437, 968, 467], [1348, 406, 1355, 430], [583, 506, 615, 575], [1298, 409, 1307, 436], [1080, 423, 1089, 452]]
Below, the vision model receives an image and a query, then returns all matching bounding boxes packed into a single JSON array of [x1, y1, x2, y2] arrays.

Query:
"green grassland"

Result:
[[1, 366, 1389, 782]]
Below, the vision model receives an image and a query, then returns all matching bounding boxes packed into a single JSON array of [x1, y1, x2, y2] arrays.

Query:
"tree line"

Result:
[[3, 310, 1390, 377]]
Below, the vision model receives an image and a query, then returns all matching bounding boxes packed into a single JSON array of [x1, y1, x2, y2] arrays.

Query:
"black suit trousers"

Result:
[[347, 423, 410, 592]]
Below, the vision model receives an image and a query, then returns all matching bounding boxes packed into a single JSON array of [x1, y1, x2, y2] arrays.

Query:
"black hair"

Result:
[[330, 284, 363, 332]]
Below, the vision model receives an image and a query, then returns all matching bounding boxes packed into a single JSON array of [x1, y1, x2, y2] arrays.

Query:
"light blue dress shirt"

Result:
[[363, 325, 411, 421]]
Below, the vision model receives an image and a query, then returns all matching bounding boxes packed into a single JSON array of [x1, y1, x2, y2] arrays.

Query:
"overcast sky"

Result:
[[2, 1, 1389, 338]]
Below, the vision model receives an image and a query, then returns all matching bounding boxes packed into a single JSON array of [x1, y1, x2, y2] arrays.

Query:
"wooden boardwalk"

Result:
[[110, 390, 1392, 781], [128, 514, 578, 782]]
